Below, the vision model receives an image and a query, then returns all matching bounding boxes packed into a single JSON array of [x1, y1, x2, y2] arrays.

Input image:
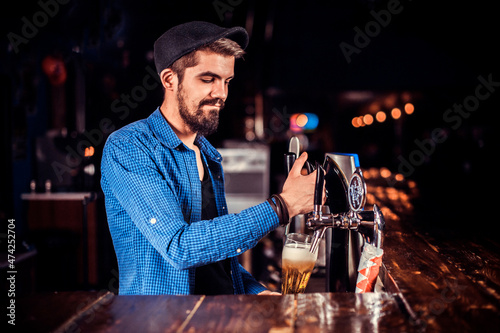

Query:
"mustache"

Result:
[[199, 98, 225, 109]]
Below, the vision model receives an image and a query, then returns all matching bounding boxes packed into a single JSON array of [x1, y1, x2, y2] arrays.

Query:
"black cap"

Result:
[[153, 21, 249, 74]]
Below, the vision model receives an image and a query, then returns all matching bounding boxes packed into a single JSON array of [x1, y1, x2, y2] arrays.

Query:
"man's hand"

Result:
[[258, 290, 281, 296], [280, 152, 325, 218]]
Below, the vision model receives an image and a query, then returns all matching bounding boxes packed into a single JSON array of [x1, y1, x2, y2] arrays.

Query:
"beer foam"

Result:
[[282, 245, 317, 263]]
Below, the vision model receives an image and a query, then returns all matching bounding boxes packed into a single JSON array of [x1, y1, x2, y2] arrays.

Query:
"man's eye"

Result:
[[201, 78, 213, 83]]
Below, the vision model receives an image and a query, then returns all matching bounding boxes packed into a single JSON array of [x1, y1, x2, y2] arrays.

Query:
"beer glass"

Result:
[[281, 233, 318, 294]]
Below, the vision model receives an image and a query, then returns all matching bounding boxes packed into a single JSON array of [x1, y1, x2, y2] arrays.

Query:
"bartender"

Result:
[[101, 21, 318, 295]]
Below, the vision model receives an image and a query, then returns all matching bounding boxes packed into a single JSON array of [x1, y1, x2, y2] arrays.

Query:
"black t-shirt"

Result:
[[194, 159, 234, 295]]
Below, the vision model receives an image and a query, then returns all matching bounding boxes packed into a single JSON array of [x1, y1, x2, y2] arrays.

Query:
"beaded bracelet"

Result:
[[267, 194, 290, 227]]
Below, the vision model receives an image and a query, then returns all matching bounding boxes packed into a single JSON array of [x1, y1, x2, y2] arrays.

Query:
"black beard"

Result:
[[177, 86, 224, 137]]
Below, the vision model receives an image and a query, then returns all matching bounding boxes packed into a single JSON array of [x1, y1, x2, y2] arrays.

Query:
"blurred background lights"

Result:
[[404, 103, 415, 114], [290, 113, 319, 132], [84, 146, 95, 157], [363, 114, 374, 125], [380, 167, 391, 178], [376, 111, 386, 123], [83, 164, 95, 176], [351, 116, 364, 128], [391, 108, 402, 119], [351, 99, 415, 128], [296, 114, 309, 127]]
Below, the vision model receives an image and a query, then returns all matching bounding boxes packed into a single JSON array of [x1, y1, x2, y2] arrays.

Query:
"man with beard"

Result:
[[101, 21, 318, 295]]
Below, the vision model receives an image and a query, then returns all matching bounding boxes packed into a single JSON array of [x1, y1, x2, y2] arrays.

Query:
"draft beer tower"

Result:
[[284, 140, 386, 292]]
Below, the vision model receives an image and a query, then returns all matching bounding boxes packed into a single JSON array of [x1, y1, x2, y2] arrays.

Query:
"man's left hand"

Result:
[[258, 290, 281, 296]]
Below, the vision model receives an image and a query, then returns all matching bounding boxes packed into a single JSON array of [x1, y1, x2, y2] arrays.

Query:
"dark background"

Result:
[[1, 0, 498, 292]]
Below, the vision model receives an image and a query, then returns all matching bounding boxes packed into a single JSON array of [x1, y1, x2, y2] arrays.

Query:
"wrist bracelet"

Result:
[[267, 194, 290, 227], [273, 194, 288, 226]]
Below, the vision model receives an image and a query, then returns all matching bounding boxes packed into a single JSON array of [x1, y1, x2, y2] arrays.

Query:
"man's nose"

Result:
[[210, 81, 227, 101]]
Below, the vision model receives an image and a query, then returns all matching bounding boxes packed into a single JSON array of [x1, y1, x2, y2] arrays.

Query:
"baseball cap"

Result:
[[153, 21, 249, 74]]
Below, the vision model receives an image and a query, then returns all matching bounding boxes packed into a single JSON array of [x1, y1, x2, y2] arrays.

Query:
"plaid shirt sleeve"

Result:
[[103, 134, 280, 272]]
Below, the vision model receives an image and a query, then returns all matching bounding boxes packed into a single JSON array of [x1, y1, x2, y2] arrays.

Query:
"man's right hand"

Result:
[[279, 152, 325, 218]]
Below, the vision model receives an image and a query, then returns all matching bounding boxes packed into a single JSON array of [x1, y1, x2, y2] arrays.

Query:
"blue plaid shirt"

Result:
[[101, 108, 279, 295]]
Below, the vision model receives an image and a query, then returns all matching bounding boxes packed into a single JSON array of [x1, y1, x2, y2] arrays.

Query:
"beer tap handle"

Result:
[[372, 204, 385, 249], [310, 163, 328, 253], [314, 162, 325, 213], [307, 163, 328, 253], [289, 136, 300, 159], [284, 153, 296, 175], [283, 152, 296, 237], [283, 137, 299, 237], [356, 205, 386, 249], [285, 136, 300, 175]]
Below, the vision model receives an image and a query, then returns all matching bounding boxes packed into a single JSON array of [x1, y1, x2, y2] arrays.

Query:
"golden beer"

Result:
[[281, 234, 318, 294]]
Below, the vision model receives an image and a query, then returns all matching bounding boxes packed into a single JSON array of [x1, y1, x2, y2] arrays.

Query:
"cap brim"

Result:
[[219, 26, 249, 50]]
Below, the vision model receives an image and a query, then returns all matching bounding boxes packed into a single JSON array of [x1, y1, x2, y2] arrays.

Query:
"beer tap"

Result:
[[283, 136, 299, 236], [306, 163, 385, 254], [283, 136, 314, 236]]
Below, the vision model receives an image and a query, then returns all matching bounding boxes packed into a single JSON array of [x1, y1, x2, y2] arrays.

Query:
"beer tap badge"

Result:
[[348, 171, 366, 212]]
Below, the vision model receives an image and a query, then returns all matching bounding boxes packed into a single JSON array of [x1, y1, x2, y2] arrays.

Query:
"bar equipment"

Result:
[[280, 135, 386, 292], [284, 136, 299, 236], [305, 154, 386, 292], [284, 137, 315, 236]]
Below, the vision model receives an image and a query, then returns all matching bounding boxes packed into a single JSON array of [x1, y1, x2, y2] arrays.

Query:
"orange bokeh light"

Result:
[[363, 114, 374, 125], [84, 146, 95, 157], [352, 117, 359, 128], [376, 111, 386, 123], [352, 116, 364, 128], [404, 103, 415, 115], [391, 108, 401, 119], [296, 114, 309, 127]]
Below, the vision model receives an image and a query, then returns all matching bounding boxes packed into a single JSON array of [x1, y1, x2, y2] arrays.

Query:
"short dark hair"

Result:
[[170, 38, 245, 83]]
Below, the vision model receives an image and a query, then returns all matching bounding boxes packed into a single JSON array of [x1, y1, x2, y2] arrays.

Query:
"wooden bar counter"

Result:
[[16, 233, 500, 331], [18, 291, 418, 332], [15, 178, 500, 332]]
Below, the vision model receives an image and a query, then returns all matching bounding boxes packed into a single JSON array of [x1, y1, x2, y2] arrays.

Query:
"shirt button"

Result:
[[150, 218, 157, 224], [236, 248, 242, 253]]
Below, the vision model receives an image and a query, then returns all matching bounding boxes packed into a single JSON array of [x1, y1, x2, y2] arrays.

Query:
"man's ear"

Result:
[[160, 68, 176, 90]]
